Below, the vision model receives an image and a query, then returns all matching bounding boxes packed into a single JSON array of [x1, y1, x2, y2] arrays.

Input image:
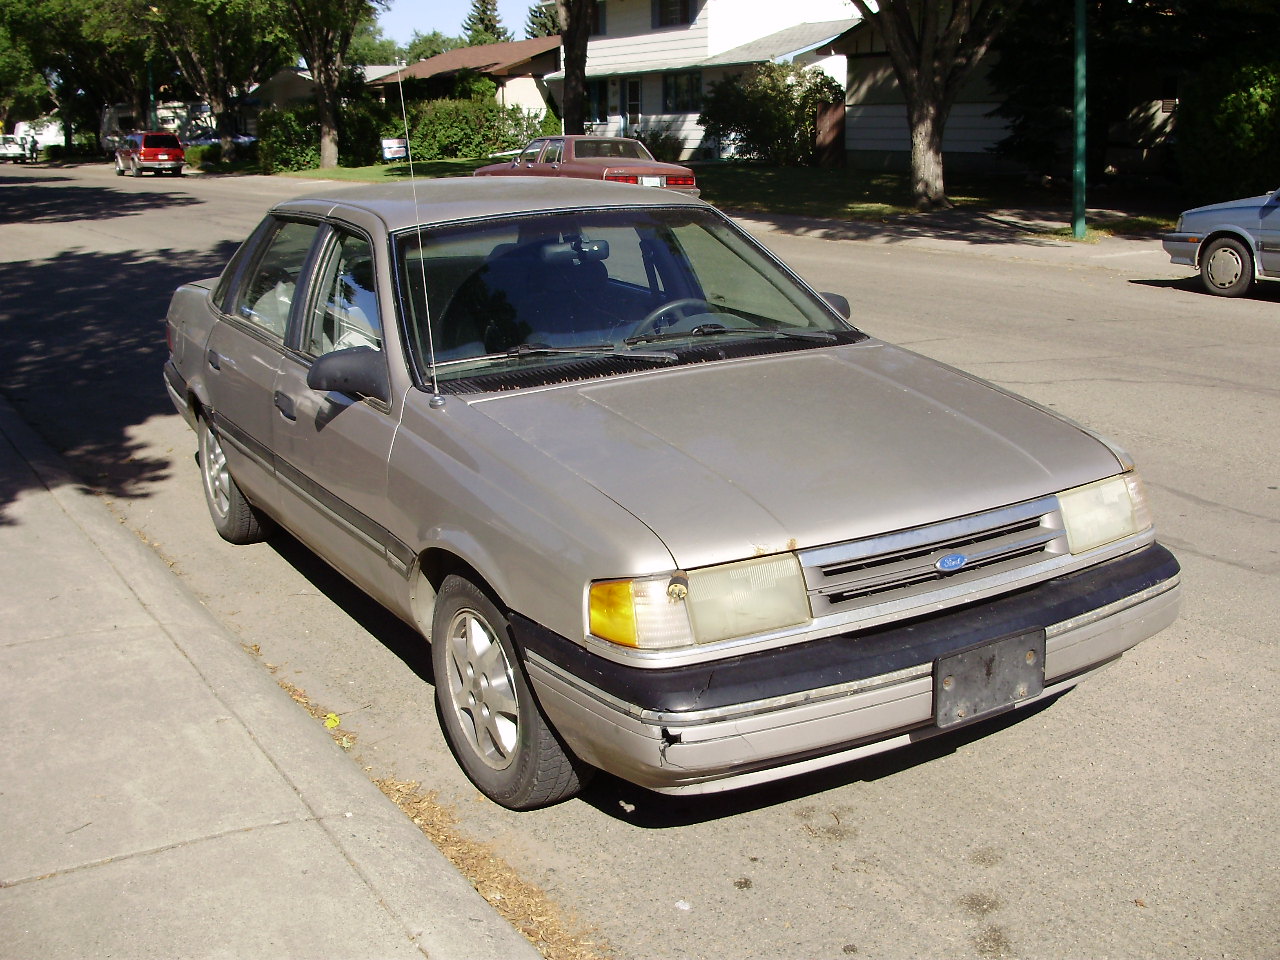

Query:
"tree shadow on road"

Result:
[[0, 242, 239, 521], [0, 172, 201, 224]]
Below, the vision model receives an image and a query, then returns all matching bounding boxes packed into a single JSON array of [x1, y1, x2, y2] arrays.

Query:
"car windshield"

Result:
[[574, 139, 652, 161], [394, 207, 856, 386]]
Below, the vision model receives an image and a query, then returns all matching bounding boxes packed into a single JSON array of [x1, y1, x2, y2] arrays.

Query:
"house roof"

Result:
[[370, 36, 562, 85], [546, 19, 859, 80], [702, 19, 859, 66]]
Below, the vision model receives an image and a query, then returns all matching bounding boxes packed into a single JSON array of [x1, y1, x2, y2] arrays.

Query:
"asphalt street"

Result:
[[2, 163, 1276, 960]]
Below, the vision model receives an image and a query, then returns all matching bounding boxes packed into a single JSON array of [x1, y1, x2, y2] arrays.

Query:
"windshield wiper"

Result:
[[503, 342, 678, 363], [625, 324, 836, 346]]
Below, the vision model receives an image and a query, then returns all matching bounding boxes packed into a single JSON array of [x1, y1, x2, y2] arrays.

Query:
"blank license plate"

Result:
[[640, 176, 662, 187], [934, 630, 1046, 729]]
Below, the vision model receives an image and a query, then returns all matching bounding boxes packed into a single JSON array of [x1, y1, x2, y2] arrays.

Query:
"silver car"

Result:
[[1162, 187, 1280, 297], [164, 179, 1181, 809]]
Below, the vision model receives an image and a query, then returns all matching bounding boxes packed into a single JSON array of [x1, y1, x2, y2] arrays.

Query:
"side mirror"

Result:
[[307, 346, 389, 403], [820, 292, 851, 319]]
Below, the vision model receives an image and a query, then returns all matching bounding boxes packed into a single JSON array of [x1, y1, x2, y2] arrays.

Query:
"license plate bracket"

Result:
[[934, 629, 1046, 729]]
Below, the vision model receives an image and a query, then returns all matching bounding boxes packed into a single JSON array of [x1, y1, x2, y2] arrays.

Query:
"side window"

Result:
[[303, 230, 382, 356], [520, 140, 546, 163], [542, 139, 563, 164], [231, 219, 318, 339]]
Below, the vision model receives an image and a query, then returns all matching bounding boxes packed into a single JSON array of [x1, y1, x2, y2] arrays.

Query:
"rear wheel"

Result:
[[432, 575, 588, 809], [114, 157, 125, 176], [198, 416, 267, 544], [1200, 237, 1254, 297], [129, 158, 141, 178]]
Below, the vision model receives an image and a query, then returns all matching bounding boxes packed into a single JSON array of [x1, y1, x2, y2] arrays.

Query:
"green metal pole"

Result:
[[1072, 0, 1087, 239]]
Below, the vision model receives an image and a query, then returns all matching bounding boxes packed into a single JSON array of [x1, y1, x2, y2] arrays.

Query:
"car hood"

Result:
[[1182, 191, 1277, 221], [469, 342, 1122, 570]]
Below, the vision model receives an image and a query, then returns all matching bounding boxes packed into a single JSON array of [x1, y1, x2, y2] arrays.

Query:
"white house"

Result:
[[547, 0, 857, 158]]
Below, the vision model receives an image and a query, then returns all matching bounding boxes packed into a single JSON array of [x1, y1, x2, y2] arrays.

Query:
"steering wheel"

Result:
[[629, 298, 716, 340]]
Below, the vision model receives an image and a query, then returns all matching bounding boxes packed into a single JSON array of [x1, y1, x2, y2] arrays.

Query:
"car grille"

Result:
[[799, 496, 1066, 619]]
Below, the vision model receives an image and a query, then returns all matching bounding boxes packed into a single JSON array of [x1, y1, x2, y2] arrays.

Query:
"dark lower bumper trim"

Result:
[[513, 543, 1179, 716]]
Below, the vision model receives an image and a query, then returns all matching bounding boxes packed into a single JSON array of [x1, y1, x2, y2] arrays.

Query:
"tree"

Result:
[[404, 30, 465, 62], [347, 16, 399, 66], [846, 0, 1025, 210], [279, 0, 383, 168], [699, 62, 843, 165], [125, 0, 292, 160], [0, 24, 50, 129], [525, 1, 559, 38], [554, 0, 593, 134], [0, 0, 171, 149], [461, 0, 513, 45]]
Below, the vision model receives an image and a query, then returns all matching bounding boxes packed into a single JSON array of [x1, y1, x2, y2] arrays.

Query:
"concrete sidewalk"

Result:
[[0, 397, 538, 959]]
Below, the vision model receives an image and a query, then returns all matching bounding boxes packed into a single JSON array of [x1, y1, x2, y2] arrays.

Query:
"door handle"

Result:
[[207, 349, 221, 370], [273, 390, 297, 421]]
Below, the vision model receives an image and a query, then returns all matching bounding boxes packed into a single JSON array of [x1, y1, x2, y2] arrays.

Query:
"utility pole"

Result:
[[1072, 0, 1087, 239]]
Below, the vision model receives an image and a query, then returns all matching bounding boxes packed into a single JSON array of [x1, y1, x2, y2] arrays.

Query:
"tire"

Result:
[[432, 575, 588, 809], [129, 158, 141, 178], [197, 416, 267, 544], [1200, 237, 1254, 297], [114, 157, 124, 176]]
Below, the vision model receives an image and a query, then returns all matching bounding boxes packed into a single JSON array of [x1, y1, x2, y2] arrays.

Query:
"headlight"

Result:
[[589, 554, 811, 650], [1058, 473, 1152, 554]]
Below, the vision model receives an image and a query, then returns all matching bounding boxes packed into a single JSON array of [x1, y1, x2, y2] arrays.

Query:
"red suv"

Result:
[[114, 131, 185, 177]]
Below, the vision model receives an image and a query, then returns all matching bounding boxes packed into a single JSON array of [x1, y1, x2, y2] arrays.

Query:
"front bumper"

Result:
[[1162, 233, 1200, 267], [519, 543, 1180, 794]]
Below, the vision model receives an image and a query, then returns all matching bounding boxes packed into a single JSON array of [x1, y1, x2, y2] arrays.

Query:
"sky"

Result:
[[377, 0, 538, 45]]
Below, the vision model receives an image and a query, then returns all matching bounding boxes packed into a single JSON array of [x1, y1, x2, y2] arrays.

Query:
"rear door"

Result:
[[203, 217, 320, 506]]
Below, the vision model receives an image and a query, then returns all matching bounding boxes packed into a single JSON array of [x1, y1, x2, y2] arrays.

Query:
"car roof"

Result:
[[269, 177, 707, 233]]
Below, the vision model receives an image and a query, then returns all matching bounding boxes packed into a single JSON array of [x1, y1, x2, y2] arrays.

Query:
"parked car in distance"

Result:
[[164, 178, 1180, 809], [1162, 187, 1280, 296], [115, 131, 185, 177], [0, 135, 27, 163], [474, 135, 699, 196]]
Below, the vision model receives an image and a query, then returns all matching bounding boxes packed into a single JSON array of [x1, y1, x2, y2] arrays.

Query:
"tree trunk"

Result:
[[556, 0, 592, 135], [317, 91, 339, 168], [907, 95, 950, 210]]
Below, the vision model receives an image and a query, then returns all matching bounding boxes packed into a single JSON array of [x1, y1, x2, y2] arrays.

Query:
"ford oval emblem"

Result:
[[936, 552, 968, 573]]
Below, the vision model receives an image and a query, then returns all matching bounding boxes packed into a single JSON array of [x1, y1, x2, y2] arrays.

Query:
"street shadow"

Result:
[[577, 694, 1064, 827], [0, 242, 239, 518], [0, 173, 201, 224], [1128, 275, 1280, 302], [265, 526, 435, 683], [733, 206, 1166, 250]]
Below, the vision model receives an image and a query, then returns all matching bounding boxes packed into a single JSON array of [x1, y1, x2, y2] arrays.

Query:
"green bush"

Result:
[[698, 62, 843, 166], [184, 144, 220, 167], [258, 106, 322, 173], [1175, 59, 1280, 204], [633, 122, 684, 162], [405, 99, 550, 161]]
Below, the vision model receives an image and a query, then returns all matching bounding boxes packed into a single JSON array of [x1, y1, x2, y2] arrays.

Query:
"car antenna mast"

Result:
[[395, 60, 445, 408]]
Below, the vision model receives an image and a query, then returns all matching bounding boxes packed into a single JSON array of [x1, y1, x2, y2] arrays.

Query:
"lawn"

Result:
[[279, 158, 1179, 235]]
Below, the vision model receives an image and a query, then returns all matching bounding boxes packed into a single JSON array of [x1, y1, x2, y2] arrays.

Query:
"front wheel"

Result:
[[198, 416, 267, 544], [432, 575, 588, 809], [1200, 237, 1254, 297], [114, 157, 125, 176]]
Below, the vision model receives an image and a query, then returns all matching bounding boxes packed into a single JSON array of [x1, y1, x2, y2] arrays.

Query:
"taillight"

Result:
[[666, 175, 696, 188], [605, 172, 639, 184]]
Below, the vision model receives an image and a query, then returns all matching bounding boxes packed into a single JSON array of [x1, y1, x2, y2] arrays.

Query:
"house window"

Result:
[[591, 1, 606, 35], [652, 0, 692, 28], [586, 80, 609, 123], [662, 71, 701, 112]]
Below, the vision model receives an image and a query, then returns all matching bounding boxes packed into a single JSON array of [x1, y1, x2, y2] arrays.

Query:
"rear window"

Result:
[[143, 134, 182, 149]]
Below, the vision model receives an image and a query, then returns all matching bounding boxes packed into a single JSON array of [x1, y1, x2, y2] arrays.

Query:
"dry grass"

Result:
[[247, 650, 613, 960], [376, 778, 614, 960]]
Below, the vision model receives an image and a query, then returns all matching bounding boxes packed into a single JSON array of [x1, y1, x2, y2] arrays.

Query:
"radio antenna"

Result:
[[394, 59, 444, 407]]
